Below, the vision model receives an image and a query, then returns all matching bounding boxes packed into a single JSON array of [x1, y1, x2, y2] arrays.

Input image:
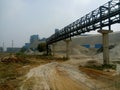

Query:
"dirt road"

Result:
[[20, 62, 94, 90], [19, 59, 118, 90], [19, 53, 117, 90]]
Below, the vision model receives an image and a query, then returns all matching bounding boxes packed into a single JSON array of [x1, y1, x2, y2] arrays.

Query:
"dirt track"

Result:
[[20, 62, 93, 90], [20, 60, 117, 90], [19, 43, 119, 90]]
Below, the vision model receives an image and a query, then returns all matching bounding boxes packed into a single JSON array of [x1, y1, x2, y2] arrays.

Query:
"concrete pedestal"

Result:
[[116, 64, 120, 75], [52, 43, 57, 56], [98, 30, 113, 65], [64, 39, 71, 59]]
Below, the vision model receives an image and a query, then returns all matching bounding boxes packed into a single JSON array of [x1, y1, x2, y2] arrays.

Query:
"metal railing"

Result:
[[47, 0, 120, 45]]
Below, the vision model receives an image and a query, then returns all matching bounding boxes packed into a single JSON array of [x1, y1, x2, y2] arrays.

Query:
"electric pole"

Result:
[[12, 40, 13, 53], [3, 42, 4, 52]]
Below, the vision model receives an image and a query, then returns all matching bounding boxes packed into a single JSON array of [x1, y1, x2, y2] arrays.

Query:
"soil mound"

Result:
[[55, 41, 94, 57], [0, 55, 25, 63], [97, 43, 120, 61]]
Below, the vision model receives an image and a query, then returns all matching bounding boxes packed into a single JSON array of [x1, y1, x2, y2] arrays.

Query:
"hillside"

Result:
[[72, 31, 120, 46]]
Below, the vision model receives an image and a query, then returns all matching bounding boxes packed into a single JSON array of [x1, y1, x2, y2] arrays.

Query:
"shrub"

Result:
[[37, 43, 46, 52]]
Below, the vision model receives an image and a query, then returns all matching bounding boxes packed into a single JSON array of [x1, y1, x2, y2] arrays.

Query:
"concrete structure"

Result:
[[0, 47, 3, 52], [116, 64, 120, 75], [52, 43, 57, 56], [24, 43, 30, 49], [98, 30, 113, 65], [64, 39, 71, 59], [55, 29, 59, 33], [7, 47, 21, 53], [30, 35, 39, 44], [40, 38, 46, 42], [23, 35, 46, 52], [29, 40, 41, 51]]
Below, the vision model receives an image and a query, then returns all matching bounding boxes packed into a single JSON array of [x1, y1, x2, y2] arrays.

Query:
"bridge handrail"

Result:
[[47, 0, 120, 44]]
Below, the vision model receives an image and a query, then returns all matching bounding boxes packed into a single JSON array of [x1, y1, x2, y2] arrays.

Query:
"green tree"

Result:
[[20, 46, 27, 52], [37, 43, 46, 52]]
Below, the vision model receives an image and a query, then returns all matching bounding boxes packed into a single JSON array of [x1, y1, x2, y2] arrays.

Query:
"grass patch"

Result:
[[0, 55, 31, 89], [0, 54, 66, 89], [0, 63, 24, 81], [16, 52, 27, 58], [86, 64, 116, 70], [0, 62, 24, 89], [25, 54, 68, 61]]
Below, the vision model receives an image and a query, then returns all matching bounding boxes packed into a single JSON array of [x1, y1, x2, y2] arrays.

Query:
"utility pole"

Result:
[[3, 42, 4, 52], [12, 40, 13, 53]]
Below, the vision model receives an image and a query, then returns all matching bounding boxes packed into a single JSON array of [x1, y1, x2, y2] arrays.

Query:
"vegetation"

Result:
[[16, 52, 27, 58], [0, 62, 27, 90], [86, 64, 116, 70], [37, 43, 46, 52], [0, 53, 67, 89], [20, 46, 27, 53]]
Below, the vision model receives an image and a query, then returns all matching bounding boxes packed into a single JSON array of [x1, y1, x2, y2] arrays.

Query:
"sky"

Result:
[[0, 0, 120, 48]]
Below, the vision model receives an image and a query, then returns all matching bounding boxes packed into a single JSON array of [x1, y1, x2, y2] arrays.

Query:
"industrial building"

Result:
[[6, 47, 21, 53], [0, 47, 3, 52]]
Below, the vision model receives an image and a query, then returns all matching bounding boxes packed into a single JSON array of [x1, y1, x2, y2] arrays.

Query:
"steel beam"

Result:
[[47, 0, 120, 45]]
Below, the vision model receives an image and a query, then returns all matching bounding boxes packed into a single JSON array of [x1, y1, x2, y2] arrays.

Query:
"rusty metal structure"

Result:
[[46, 0, 120, 51]]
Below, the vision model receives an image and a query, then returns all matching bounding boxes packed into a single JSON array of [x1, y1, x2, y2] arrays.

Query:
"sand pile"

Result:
[[54, 41, 93, 57], [54, 41, 99, 66], [97, 43, 120, 61], [110, 43, 120, 59], [70, 44, 90, 55]]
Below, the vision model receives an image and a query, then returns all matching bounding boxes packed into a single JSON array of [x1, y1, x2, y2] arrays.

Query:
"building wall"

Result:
[[0, 47, 3, 52], [7, 47, 21, 53], [30, 35, 39, 44], [24, 43, 30, 49]]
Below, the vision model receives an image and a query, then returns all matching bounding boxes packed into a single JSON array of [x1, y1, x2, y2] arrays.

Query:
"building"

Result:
[[55, 29, 59, 33], [0, 47, 3, 52], [29, 40, 41, 51], [7, 47, 21, 53], [30, 35, 39, 44], [24, 43, 30, 49], [23, 34, 47, 52], [40, 38, 46, 42]]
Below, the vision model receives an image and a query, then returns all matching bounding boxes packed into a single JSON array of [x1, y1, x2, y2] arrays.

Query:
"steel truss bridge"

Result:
[[46, 0, 120, 45]]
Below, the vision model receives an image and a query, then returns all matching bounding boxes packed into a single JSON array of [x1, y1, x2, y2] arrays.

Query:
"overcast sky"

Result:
[[0, 0, 119, 48]]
